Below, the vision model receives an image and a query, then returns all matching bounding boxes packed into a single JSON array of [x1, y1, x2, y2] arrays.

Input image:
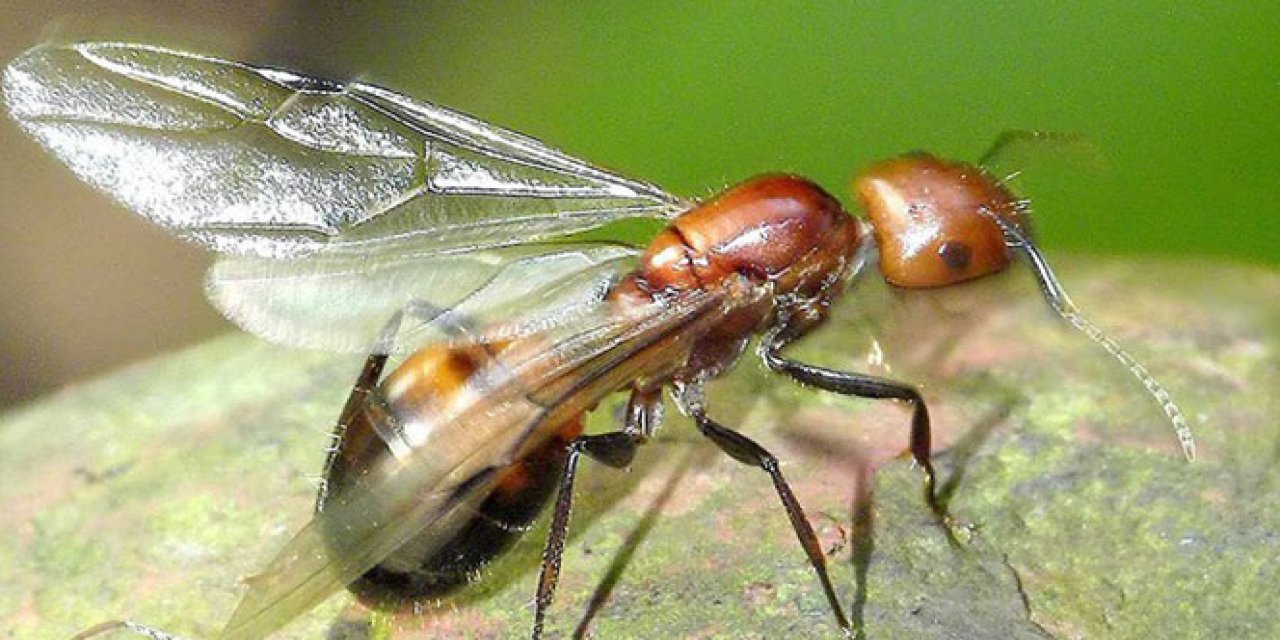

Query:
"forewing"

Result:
[[207, 241, 640, 352], [218, 286, 737, 639], [2, 42, 684, 259]]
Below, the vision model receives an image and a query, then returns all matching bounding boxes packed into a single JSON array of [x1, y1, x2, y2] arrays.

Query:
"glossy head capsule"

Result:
[[854, 152, 1030, 288]]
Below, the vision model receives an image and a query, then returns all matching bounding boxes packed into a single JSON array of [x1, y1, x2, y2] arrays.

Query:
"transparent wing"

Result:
[[2, 42, 685, 260], [218, 285, 742, 640], [207, 241, 641, 353]]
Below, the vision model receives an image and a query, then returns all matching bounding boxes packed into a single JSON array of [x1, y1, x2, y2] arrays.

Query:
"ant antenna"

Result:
[[981, 209, 1196, 462]]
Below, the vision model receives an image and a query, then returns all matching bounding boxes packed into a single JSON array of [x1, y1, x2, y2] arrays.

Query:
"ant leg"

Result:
[[398, 298, 479, 342], [760, 337, 947, 524], [623, 385, 663, 439], [532, 436, 643, 639], [343, 309, 407, 413], [319, 301, 481, 507], [532, 387, 660, 639], [689, 409, 853, 635], [315, 311, 409, 508], [70, 620, 189, 640]]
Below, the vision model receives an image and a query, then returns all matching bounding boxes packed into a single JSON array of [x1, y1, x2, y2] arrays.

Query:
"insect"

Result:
[[4, 42, 1194, 639]]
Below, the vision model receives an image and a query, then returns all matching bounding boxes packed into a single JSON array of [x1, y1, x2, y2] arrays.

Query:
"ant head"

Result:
[[853, 152, 1031, 289], [853, 140, 1195, 461]]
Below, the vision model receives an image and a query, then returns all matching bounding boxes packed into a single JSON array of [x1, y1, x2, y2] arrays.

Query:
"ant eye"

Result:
[[937, 240, 972, 272]]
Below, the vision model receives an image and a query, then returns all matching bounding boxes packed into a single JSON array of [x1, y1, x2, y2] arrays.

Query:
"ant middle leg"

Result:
[[532, 386, 661, 639]]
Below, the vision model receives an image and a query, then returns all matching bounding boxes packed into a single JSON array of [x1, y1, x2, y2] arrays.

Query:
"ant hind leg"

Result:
[[688, 408, 853, 636], [70, 620, 189, 640], [531, 386, 661, 639]]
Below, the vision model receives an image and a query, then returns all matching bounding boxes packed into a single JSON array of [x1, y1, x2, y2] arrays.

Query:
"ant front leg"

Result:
[[532, 386, 661, 639], [759, 328, 950, 525]]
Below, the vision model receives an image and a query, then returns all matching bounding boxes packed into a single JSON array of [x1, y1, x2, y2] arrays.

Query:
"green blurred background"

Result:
[[1, 1, 1277, 407]]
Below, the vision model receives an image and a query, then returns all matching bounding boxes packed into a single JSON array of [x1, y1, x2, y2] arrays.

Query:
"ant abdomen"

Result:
[[320, 344, 584, 602]]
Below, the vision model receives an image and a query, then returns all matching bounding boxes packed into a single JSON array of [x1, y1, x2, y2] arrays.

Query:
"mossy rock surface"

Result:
[[2, 257, 1276, 639]]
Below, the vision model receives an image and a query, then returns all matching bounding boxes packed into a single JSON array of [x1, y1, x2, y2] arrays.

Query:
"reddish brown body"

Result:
[[321, 155, 1037, 614], [612, 175, 866, 377], [323, 173, 875, 603]]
